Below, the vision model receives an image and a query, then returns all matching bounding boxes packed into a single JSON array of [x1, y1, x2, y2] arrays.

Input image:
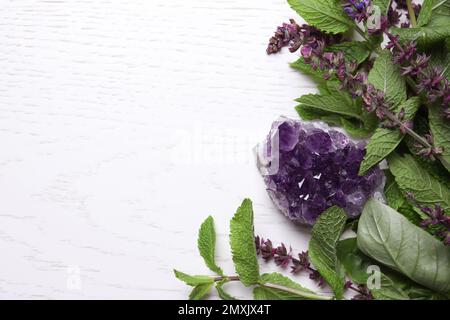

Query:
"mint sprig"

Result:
[[174, 199, 334, 300]]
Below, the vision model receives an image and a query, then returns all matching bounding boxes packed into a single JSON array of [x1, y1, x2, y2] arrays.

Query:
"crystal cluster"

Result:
[[256, 117, 384, 225]]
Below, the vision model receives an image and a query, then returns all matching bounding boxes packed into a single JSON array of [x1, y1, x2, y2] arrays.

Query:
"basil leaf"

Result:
[[309, 206, 347, 299], [368, 50, 407, 107], [357, 198, 450, 293], [287, 0, 353, 34], [198, 216, 223, 275], [229, 199, 260, 286], [338, 238, 446, 300], [388, 153, 450, 210], [337, 239, 410, 300]]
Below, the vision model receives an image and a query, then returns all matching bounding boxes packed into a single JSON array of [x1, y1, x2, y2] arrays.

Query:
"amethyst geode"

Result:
[[256, 117, 384, 225]]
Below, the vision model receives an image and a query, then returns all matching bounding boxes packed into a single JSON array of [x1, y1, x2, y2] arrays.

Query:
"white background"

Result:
[[0, 0, 334, 299]]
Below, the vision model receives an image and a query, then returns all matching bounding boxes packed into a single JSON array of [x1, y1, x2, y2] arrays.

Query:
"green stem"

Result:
[[355, 25, 372, 44], [406, 0, 417, 27], [383, 108, 450, 172]]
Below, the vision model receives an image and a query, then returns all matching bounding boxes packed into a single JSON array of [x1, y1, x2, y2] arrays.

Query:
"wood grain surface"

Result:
[[0, 0, 331, 299]]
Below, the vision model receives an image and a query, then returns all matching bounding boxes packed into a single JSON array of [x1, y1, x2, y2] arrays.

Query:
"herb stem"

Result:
[[406, 0, 417, 27], [354, 25, 372, 44], [383, 108, 450, 171]]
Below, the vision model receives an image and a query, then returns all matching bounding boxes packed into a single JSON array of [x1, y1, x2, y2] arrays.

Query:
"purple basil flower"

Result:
[[343, 0, 371, 23], [266, 19, 340, 55]]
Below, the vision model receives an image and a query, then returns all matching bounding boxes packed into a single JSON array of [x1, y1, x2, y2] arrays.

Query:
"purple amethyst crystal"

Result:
[[256, 117, 384, 225]]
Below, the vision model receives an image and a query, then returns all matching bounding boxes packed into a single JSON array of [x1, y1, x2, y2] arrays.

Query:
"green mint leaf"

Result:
[[372, 0, 392, 15], [417, 0, 435, 26], [359, 128, 404, 176], [290, 57, 326, 83], [388, 153, 450, 210], [359, 97, 420, 175], [254, 273, 329, 300], [308, 206, 347, 299], [385, 172, 421, 224], [357, 198, 450, 293], [418, 0, 450, 26], [295, 104, 344, 126], [368, 50, 406, 107], [198, 216, 223, 276], [391, 14, 450, 48], [384, 172, 407, 211], [216, 280, 236, 300], [188, 283, 214, 300], [173, 270, 214, 286], [295, 91, 362, 119], [287, 0, 353, 34], [229, 199, 260, 286], [337, 238, 374, 285], [340, 117, 374, 138], [429, 105, 450, 173]]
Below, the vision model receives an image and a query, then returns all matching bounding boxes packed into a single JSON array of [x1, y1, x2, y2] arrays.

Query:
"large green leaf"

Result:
[[388, 153, 450, 210], [229, 199, 260, 286], [309, 206, 347, 299], [368, 50, 406, 107], [429, 105, 450, 173], [287, 0, 353, 34], [338, 237, 447, 299], [359, 97, 420, 175], [357, 198, 450, 293]]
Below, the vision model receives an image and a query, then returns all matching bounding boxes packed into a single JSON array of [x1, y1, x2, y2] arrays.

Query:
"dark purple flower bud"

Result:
[[301, 45, 313, 58], [400, 21, 410, 28], [345, 280, 353, 290], [343, 0, 371, 23], [388, 7, 402, 27], [274, 243, 293, 267], [260, 239, 275, 260], [309, 270, 325, 287]]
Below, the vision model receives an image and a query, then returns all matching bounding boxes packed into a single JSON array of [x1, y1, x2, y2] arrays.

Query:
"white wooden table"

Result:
[[0, 0, 332, 299]]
